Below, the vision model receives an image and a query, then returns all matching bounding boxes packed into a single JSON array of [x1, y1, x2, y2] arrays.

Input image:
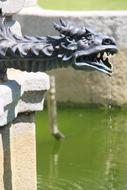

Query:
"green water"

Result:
[[36, 107, 127, 190]]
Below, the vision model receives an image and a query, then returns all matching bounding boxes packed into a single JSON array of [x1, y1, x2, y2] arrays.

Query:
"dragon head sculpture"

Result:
[[52, 19, 118, 75], [0, 17, 117, 76]]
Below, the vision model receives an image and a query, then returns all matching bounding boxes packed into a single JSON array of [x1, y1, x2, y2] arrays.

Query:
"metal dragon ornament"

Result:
[[0, 16, 117, 79]]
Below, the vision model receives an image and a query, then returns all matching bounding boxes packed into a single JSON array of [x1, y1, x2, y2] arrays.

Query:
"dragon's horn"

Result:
[[54, 21, 71, 36], [59, 18, 67, 27], [54, 19, 86, 37]]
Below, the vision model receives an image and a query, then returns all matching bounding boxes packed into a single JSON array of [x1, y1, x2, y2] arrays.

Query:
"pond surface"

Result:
[[36, 107, 127, 190]]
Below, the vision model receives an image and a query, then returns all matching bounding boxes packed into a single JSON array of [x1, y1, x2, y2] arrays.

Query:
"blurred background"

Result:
[[38, 0, 127, 10]]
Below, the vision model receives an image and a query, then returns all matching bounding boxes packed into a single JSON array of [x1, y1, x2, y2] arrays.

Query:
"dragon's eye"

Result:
[[81, 37, 87, 43], [86, 33, 93, 40], [68, 37, 73, 41]]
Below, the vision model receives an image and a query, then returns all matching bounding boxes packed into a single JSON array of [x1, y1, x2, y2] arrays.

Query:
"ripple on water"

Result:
[[37, 175, 106, 190], [38, 176, 83, 190]]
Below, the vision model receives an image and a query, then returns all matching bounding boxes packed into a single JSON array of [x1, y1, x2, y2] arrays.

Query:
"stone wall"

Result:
[[17, 8, 127, 106]]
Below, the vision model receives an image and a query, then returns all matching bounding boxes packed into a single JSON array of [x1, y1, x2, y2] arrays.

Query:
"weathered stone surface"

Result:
[[0, 0, 25, 15], [0, 0, 37, 15], [0, 69, 50, 126], [24, 0, 37, 7], [0, 130, 4, 190], [16, 9, 127, 106], [0, 113, 37, 190]]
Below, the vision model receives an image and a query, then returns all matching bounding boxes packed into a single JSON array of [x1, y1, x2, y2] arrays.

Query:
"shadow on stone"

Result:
[[0, 125, 12, 190], [3, 80, 21, 124]]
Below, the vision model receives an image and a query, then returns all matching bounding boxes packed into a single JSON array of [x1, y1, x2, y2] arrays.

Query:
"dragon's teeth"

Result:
[[103, 52, 108, 60], [108, 54, 112, 58], [97, 53, 101, 58], [81, 57, 84, 61], [107, 52, 110, 56], [58, 54, 63, 58]]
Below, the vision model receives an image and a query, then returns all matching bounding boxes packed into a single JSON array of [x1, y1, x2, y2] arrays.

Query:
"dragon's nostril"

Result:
[[102, 38, 115, 45]]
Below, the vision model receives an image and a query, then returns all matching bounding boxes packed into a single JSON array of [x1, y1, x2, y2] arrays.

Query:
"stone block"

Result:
[[0, 69, 50, 126], [24, 0, 37, 7], [0, 0, 25, 15], [0, 113, 37, 190], [0, 0, 37, 15]]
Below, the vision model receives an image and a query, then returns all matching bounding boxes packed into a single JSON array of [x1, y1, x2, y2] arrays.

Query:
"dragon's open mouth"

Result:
[[75, 47, 118, 75]]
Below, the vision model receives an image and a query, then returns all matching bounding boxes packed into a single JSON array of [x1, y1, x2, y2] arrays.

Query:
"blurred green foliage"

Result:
[[38, 0, 127, 10]]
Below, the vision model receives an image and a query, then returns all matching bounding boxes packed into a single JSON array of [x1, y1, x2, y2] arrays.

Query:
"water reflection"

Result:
[[36, 108, 127, 190]]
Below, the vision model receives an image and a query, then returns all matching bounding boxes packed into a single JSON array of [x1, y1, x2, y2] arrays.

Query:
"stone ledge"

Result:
[[19, 8, 127, 17], [0, 69, 50, 126], [24, 0, 37, 7]]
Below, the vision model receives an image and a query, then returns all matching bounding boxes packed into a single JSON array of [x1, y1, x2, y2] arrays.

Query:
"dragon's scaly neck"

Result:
[[1, 57, 71, 73], [0, 18, 73, 73]]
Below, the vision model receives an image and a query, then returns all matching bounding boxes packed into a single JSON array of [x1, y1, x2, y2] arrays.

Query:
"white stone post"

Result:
[[0, 1, 50, 190], [0, 70, 49, 190]]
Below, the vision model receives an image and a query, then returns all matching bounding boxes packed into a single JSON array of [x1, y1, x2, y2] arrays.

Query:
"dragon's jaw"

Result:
[[74, 45, 118, 75]]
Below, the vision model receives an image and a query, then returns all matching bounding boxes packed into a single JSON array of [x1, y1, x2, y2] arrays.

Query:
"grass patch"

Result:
[[38, 0, 127, 10]]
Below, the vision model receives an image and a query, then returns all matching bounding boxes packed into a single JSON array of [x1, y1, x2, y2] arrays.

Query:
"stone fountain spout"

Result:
[[0, 13, 117, 80]]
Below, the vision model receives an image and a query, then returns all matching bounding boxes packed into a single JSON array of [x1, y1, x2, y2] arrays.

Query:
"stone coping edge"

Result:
[[0, 69, 50, 126], [19, 6, 127, 17]]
